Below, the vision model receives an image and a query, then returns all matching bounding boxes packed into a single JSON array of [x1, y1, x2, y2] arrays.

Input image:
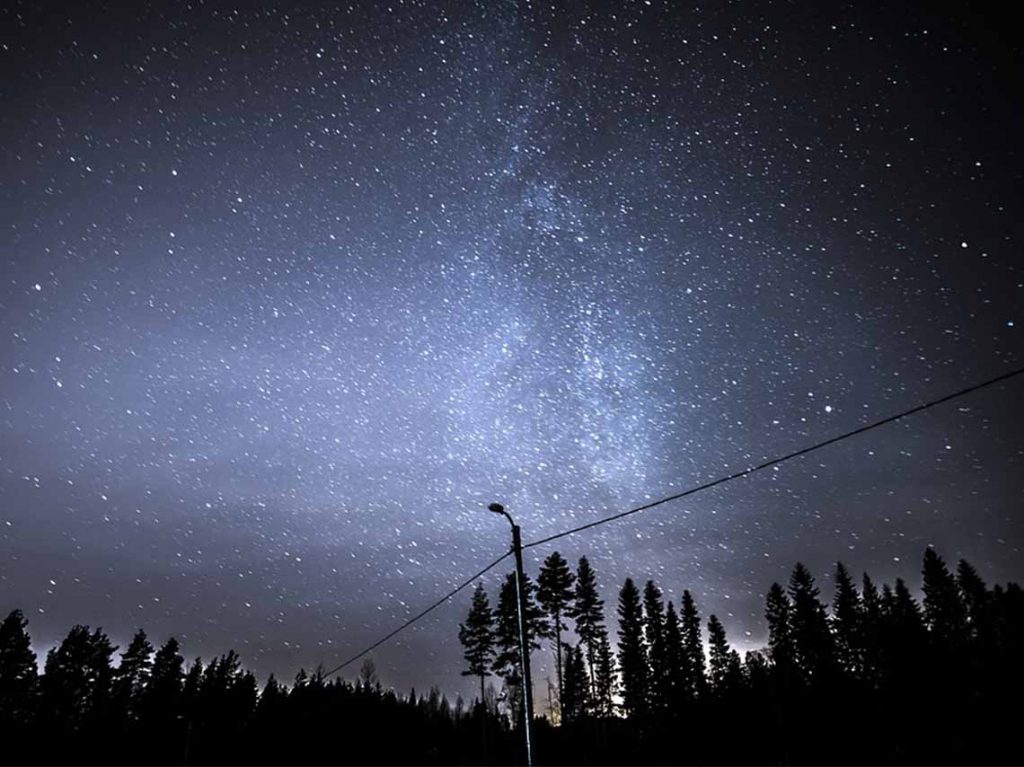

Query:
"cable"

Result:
[[524, 364, 1024, 550], [322, 550, 512, 679], [319, 363, 1022, 678]]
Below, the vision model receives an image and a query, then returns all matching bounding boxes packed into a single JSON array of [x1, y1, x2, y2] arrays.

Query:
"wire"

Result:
[[322, 550, 512, 679], [524, 364, 1024, 550], [319, 363, 1023, 678]]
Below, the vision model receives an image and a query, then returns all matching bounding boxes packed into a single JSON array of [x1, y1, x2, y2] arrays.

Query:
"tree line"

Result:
[[0, 545, 1020, 764], [458, 547, 1023, 764], [0, 614, 515, 764]]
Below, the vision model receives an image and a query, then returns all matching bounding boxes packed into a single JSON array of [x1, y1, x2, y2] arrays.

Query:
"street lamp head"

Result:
[[487, 502, 505, 514]]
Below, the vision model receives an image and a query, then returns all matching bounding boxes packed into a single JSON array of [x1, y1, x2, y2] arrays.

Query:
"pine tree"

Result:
[[572, 556, 606, 691], [788, 563, 836, 683], [0, 609, 38, 727], [112, 629, 153, 725], [141, 637, 183, 727], [617, 577, 648, 718], [642, 580, 668, 710], [922, 547, 968, 649], [459, 583, 496, 706], [679, 589, 707, 699], [537, 551, 575, 716], [493, 573, 522, 691], [832, 562, 862, 677], [492, 572, 545, 726], [41, 625, 117, 732]]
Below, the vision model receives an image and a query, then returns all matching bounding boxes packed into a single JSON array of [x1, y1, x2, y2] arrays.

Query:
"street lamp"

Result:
[[487, 502, 534, 767]]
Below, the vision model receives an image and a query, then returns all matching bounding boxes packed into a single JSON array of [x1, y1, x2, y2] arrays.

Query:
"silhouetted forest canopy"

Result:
[[1, 546, 1021, 764]]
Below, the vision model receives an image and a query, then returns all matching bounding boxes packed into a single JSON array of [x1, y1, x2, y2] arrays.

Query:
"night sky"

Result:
[[2, 1, 1021, 702]]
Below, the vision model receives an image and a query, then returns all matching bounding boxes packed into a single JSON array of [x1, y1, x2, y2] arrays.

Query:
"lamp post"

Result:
[[488, 502, 534, 767]]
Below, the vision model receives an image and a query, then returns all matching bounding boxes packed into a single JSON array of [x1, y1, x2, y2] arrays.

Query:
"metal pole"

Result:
[[510, 522, 534, 767]]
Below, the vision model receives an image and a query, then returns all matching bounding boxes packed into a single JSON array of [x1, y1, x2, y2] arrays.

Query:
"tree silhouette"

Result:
[[139, 636, 183, 743], [662, 601, 686, 709], [860, 573, 884, 687], [832, 562, 863, 677], [616, 577, 648, 718], [592, 629, 617, 717], [0, 609, 37, 730], [537, 551, 575, 716], [922, 547, 968, 650], [642, 580, 668, 710], [571, 556, 606, 694], [459, 583, 496, 706], [493, 571, 545, 727], [706, 615, 741, 697], [679, 589, 707, 700], [41, 625, 117, 736], [765, 582, 795, 676], [788, 563, 836, 684], [112, 629, 153, 727], [1, 544, 1019, 765], [560, 643, 588, 724], [956, 558, 991, 645], [887, 578, 926, 645]]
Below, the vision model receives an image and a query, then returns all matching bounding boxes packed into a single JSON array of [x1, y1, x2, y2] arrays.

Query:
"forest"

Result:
[[0, 546, 1020, 764]]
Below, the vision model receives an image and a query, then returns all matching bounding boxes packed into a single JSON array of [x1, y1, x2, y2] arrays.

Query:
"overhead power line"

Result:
[[321, 363, 1022, 679], [322, 551, 511, 679], [523, 364, 1024, 550]]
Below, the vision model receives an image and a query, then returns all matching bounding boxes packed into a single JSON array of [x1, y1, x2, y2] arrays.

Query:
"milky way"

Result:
[[2, 1, 1021, 701]]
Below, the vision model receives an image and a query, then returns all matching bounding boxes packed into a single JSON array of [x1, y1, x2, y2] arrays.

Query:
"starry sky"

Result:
[[2, 1, 1022, 701]]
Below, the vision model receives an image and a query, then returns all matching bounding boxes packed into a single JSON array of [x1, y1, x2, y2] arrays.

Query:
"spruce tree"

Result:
[[572, 556, 606, 692], [706, 615, 742, 696], [181, 657, 204, 725], [459, 583, 496, 706], [922, 547, 968, 649], [0, 609, 38, 727], [537, 551, 575, 715], [662, 601, 686, 709], [788, 563, 836, 684], [493, 573, 522, 691], [832, 562, 862, 677], [956, 559, 990, 642], [891, 578, 926, 639], [593, 629, 617, 717], [617, 577, 648, 718], [860, 573, 884, 686], [765, 582, 795, 674], [679, 589, 707, 699], [561, 644, 588, 724], [642, 580, 668, 710]]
